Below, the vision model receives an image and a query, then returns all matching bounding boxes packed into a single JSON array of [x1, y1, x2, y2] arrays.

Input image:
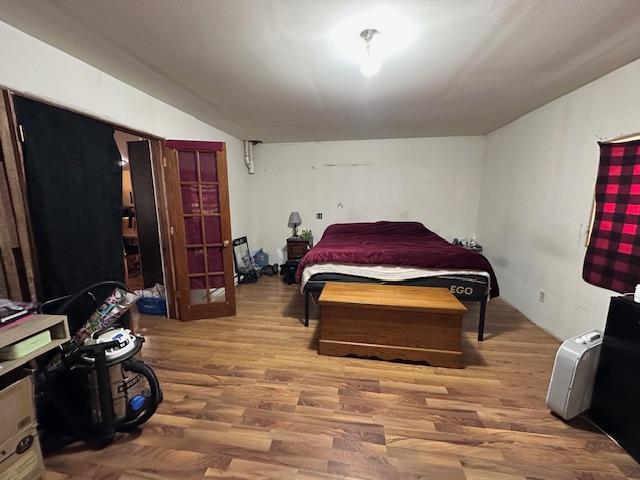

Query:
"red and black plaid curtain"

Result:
[[583, 140, 640, 292]]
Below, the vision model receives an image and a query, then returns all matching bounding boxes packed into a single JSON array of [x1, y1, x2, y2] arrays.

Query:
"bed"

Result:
[[296, 221, 500, 341]]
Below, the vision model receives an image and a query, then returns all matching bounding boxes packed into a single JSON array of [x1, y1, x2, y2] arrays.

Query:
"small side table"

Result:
[[286, 237, 309, 261]]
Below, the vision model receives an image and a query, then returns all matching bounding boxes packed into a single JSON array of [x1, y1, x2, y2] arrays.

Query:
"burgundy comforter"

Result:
[[296, 221, 499, 298]]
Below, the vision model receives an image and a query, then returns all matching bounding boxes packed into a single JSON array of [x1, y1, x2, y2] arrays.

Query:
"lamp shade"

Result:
[[288, 211, 302, 227]]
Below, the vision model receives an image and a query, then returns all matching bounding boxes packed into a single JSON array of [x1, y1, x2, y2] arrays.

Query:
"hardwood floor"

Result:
[[44, 277, 639, 479]]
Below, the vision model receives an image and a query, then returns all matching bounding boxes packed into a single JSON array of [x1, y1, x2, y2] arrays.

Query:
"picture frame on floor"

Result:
[[232, 237, 258, 284]]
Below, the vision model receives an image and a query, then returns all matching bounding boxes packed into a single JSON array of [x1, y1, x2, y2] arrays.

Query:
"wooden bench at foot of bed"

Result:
[[318, 282, 468, 368]]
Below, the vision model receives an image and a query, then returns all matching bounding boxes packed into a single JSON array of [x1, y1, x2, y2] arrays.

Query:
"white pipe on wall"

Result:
[[243, 140, 255, 174]]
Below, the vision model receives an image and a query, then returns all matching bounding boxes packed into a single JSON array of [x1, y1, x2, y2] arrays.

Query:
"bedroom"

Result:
[[0, 0, 640, 479]]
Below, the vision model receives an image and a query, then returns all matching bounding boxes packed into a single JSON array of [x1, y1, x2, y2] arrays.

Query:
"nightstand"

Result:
[[287, 237, 309, 261]]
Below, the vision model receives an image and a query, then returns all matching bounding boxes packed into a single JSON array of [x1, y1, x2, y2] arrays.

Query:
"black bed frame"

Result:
[[302, 274, 490, 341]]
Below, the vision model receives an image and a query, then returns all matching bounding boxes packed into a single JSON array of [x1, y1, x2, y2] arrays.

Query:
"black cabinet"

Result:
[[281, 259, 300, 285], [590, 296, 640, 462]]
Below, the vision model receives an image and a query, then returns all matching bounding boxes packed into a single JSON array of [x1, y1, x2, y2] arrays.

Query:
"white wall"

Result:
[[6, 18, 639, 338], [478, 57, 640, 340], [0, 21, 250, 240], [250, 137, 485, 263]]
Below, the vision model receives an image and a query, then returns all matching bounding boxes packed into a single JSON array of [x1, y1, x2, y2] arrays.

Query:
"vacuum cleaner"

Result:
[[35, 281, 163, 451]]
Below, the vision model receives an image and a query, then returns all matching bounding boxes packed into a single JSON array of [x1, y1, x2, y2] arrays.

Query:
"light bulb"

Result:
[[359, 28, 382, 77], [330, 8, 417, 77], [360, 55, 381, 77]]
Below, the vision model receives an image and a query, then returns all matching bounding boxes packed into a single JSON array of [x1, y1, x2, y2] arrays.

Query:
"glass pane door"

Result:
[[165, 141, 235, 321], [178, 150, 226, 305]]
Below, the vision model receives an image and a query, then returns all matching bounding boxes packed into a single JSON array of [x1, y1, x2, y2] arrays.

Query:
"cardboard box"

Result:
[[0, 425, 44, 480], [0, 376, 35, 443]]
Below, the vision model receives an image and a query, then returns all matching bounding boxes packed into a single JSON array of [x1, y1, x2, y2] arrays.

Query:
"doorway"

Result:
[[114, 130, 164, 293], [0, 89, 236, 321]]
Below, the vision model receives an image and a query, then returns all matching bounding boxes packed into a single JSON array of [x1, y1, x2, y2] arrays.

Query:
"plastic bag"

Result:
[[73, 288, 141, 345], [134, 283, 166, 300]]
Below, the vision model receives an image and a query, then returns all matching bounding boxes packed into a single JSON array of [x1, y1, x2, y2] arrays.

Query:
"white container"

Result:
[[546, 330, 603, 420]]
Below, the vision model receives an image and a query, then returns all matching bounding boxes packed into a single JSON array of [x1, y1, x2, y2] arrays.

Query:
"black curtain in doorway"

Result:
[[13, 96, 124, 301]]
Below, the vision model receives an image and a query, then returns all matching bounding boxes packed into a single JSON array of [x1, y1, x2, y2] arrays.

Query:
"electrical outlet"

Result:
[[316, 213, 322, 219], [539, 290, 545, 303]]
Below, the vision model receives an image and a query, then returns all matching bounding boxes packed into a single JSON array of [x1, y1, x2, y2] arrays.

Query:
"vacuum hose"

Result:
[[118, 358, 163, 431]]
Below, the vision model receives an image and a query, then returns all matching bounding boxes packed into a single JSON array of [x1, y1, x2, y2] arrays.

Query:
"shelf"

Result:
[[0, 314, 70, 378], [123, 227, 138, 237], [0, 338, 68, 377]]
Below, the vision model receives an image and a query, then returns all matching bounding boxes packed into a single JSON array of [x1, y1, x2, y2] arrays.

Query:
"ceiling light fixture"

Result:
[[359, 28, 381, 77], [330, 8, 417, 78]]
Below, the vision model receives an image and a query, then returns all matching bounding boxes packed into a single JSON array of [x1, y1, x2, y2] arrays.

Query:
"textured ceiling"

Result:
[[2, 0, 640, 142]]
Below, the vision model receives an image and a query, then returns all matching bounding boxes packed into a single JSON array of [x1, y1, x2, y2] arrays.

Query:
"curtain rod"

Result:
[[603, 132, 640, 143]]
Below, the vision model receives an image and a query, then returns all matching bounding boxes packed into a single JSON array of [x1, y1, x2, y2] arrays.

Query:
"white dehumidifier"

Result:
[[546, 330, 602, 420]]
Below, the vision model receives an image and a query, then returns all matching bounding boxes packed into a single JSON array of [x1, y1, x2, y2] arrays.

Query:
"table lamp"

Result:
[[288, 211, 302, 237]]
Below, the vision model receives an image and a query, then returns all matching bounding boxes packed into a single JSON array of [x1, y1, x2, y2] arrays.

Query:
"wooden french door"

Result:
[[164, 140, 236, 321]]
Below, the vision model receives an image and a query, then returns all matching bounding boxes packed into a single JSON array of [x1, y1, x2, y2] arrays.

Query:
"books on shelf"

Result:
[[0, 330, 52, 360], [0, 300, 36, 327]]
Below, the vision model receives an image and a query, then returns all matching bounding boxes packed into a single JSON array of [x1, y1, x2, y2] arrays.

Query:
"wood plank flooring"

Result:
[[44, 277, 639, 479]]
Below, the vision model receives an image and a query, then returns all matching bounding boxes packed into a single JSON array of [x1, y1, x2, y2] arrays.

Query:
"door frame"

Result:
[[0, 90, 38, 301], [0, 87, 177, 317]]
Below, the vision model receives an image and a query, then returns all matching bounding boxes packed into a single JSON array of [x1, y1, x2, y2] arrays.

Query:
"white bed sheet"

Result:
[[300, 263, 490, 291]]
